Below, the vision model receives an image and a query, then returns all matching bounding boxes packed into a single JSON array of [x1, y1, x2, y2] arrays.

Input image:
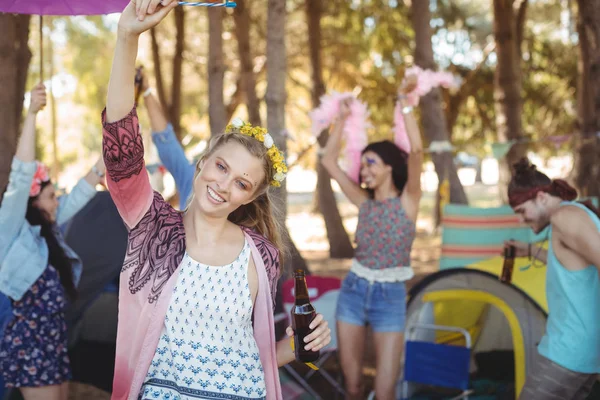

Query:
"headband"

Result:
[[508, 179, 577, 208]]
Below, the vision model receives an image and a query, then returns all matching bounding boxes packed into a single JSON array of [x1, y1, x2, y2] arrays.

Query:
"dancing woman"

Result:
[[321, 83, 423, 400], [102, 1, 331, 399], [0, 84, 104, 400]]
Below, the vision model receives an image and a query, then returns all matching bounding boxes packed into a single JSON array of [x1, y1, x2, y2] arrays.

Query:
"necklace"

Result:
[[519, 229, 550, 271]]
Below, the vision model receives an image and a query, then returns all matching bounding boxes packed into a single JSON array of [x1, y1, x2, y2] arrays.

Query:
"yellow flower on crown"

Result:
[[225, 118, 288, 187]]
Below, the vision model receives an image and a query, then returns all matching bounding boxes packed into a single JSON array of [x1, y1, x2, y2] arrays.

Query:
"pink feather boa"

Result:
[[309, 67, 457, 182], [309, 92, 371, 182], [394, 66, 458, 152]]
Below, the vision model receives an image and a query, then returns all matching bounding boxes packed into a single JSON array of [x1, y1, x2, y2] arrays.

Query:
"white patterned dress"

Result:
[[140, 239, 267, 400]]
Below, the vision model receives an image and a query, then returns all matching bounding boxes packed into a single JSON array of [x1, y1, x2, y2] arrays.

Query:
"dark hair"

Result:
[[27, 182, 77, 300], [508, 158, 552, 195], [360, 140, 409, 198], [508, 158, 600, 218]]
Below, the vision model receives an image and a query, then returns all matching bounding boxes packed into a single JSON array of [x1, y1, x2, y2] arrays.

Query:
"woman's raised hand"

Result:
[[399, 74, 418, 95], [338, 98, 352, 120], [118, 0, 178, 37], [28, 83, 47, 115]]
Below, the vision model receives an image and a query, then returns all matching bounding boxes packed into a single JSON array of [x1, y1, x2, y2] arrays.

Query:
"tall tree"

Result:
[[306, 0, 354, 258], [493, 0, 527, 191], [574, 0, 600, 197], [150, 7, 186, 140], [266, 0, 308, 273], [411, 0, 468, 210], [208, 8, 227, 135], [233, 0, 261, 126], [0, 14, 32, 199]]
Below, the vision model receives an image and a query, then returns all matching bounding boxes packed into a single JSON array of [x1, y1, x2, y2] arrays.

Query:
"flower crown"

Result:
[[225, 118, 288, 187], [30, 162, 51, 197]]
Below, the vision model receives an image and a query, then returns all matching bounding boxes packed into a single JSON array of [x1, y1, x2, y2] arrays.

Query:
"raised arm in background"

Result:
[[0, 84, 46, 259], [141, 69, 195, 208], [397, 76, 424, 222]]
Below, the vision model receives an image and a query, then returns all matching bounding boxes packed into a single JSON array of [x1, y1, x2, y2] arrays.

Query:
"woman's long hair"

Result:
[[190, 133, 289, 270], [360, 140, 409, 199], [27, 182, 77, 300]]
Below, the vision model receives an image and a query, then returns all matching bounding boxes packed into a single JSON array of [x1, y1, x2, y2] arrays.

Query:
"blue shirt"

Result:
[[151, 124, 195, 210], [538, 201, 600, 374]]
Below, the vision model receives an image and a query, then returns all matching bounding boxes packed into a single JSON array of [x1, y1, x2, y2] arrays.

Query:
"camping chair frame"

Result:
[[276, 275, 346, 400], [282, 352, 345, 400], [273, 311, 346, 400], [402, 323, 472, 400], [366, 323, 473, 400]]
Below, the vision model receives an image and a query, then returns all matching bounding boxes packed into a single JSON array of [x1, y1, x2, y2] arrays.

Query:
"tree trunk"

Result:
[[171, 7, 185, 139], [515, 0, 529, 59], [493, 0, 526, 198], [266, 0, 308, 273], [208, 8, 227, 136], [306, 0, 354, 258], [0, 14, 32, 200], [574, 0, 600, 197], [234, 0, 262, 126], [411, 0, 468, 225]]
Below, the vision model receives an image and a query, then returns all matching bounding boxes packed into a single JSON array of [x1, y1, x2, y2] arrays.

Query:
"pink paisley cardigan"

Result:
[[101, 107, 283, 400]]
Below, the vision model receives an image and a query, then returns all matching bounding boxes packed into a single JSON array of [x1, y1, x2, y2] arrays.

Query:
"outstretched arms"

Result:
[[320, 99, 369, 208]]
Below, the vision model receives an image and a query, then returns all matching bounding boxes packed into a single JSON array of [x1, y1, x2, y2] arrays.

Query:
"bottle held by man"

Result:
[[500, 245, 516, 284], [291, 269, 320, 363]]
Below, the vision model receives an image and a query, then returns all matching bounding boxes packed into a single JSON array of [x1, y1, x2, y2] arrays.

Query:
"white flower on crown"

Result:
[[273, 172, 286, 182], [263, 133, 274, 149], [231, 117, 244, 129]]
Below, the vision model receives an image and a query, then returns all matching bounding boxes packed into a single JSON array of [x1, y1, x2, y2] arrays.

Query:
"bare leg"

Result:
[[60, 382, 69, 400], [373, 331, 404, 400], [337, 321, 367, 400], [20, 385, 62, 400]]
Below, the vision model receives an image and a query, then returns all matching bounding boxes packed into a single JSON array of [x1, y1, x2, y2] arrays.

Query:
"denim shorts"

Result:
[[335, 271, 407, 332]]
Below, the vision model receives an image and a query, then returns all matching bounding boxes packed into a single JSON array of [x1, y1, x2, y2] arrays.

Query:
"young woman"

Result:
[[321, 88, 424, 400], [0, 83, 105, 400], [102, 1, 331, 399]]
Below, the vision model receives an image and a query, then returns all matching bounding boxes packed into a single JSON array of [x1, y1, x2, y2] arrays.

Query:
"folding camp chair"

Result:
[[401, 323, 473, 400], [275, 276, 345, 400], [366, 322, 472, 400]]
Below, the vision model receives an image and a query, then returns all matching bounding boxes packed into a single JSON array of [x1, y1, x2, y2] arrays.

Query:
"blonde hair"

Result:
[[190, 132, 288, 266]]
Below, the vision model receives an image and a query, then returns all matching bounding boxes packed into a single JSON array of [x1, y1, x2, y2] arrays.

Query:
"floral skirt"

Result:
[[0, 266, 71, 388]]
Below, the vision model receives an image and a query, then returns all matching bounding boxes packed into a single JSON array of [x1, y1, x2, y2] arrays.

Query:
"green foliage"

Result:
[[27, 0, 580, 175]]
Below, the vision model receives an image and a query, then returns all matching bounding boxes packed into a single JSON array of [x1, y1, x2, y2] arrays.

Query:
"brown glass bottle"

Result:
[[291, 270, 320, 363], [500, 245, 516, 283]]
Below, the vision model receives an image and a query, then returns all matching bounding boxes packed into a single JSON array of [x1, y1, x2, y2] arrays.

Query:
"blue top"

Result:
[[151, 123, 195, 210], [538, 201, 600, 373]]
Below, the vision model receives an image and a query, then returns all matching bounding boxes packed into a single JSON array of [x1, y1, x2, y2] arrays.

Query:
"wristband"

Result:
[[142, 87, 153, 98], [92, 165, 105, 178], [402, 105, 413, 114]]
